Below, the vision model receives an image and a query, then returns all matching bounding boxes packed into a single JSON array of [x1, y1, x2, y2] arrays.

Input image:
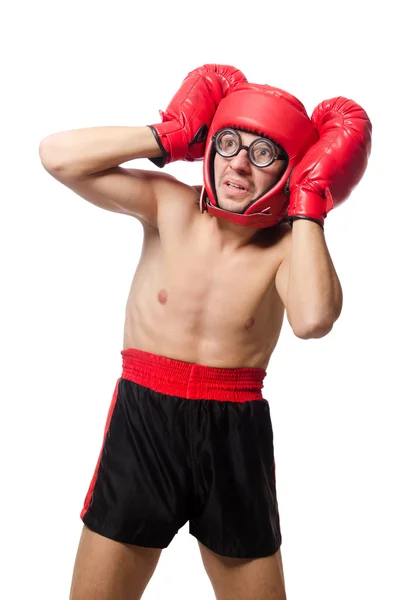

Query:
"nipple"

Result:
[[244, 317, 255, 330], [158, 289, 168, 305]]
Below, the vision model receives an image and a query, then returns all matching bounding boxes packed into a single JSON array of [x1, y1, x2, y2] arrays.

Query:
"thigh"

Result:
[[69, 525, 163, 600], [198, 541, 287, 600]]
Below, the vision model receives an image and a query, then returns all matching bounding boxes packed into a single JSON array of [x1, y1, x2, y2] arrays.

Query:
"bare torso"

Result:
[[123, 182, 291, 370]]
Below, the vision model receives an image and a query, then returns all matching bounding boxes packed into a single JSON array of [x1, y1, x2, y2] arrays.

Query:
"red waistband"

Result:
[[121, 348, 266, 402]]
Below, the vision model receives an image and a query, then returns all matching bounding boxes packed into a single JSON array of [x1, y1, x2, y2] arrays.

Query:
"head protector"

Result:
[[200, 83, 319, 228]]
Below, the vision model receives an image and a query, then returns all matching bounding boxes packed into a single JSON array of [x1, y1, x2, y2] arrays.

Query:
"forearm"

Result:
[[287, 220, 342, 337], [39, 126, 161, 177]]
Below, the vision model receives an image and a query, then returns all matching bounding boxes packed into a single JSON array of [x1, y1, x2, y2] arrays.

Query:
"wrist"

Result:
[[289, 215, 324, 229], [148, 120, 187, 167], [288, 189, 327, 229]]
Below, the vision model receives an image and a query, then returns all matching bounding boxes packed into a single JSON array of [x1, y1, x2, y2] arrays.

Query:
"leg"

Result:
[[69, 525, 163, 600], [198, 541, 287, 600]]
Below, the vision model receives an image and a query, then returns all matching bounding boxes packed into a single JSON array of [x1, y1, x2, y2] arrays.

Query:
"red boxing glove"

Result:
[[149, 64, 247, 167], [287, 97, 372, 228]]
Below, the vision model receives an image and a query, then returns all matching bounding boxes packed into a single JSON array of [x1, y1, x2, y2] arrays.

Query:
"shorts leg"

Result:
[[81, 378, 192, 549], [189, 397, 282, 559]]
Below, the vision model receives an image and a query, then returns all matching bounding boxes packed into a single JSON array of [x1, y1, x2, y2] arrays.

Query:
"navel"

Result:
[[244, 317, 255, 330], [158, 289, 168, 305]]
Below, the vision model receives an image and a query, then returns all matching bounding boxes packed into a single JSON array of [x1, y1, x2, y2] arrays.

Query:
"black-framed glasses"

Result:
[[213, 128, 287, 168]]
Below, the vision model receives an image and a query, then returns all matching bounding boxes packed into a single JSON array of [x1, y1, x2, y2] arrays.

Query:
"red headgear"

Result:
[[200, 83, 319, 228]]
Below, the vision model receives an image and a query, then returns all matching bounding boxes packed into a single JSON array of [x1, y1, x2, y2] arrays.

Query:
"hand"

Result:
[[287, 97, 372, 228], [149, 64, 247, 167]]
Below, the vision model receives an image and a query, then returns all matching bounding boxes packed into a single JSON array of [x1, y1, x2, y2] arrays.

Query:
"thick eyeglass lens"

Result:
[[250, 139, 277, 167], [216, 130, 240, 156]]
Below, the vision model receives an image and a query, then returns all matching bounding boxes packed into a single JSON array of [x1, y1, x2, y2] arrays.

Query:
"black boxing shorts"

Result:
[[80, 348, 282, 559]]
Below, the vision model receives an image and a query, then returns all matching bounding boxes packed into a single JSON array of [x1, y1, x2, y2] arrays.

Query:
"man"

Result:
[[39, 64, 371, 600]]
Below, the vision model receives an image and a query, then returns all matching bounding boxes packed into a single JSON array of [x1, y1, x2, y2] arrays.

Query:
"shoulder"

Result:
[[152, 175, 201, 231], [144, 170, 199, 195], [129, 168, 200, 210]]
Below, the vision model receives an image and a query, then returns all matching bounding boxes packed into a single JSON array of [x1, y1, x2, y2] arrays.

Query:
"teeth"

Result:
[[227, 182, 244, 190]]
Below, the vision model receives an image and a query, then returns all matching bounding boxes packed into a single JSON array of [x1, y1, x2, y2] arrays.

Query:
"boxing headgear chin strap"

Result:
[[201, 83, 319, 228]]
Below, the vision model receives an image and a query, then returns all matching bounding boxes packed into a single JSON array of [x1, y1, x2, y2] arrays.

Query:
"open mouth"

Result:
[[223, 180, 249, 196], [227, 182, 245, 190]]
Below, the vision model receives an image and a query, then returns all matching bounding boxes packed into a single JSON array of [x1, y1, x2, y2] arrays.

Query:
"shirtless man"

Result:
[[39, 65, 371, 600]]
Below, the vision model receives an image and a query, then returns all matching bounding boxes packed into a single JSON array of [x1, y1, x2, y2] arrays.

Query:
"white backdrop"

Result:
[[2, 0, 396, 598]]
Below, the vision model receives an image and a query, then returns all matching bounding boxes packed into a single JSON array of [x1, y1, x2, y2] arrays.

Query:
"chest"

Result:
[[141, 206, 286, 327]]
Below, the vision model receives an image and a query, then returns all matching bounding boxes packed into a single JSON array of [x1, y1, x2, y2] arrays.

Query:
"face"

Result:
[[213, 130, 287, 214]]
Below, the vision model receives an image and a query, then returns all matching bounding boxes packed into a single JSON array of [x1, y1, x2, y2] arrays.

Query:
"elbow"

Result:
[[289, 301, 342, 340], [39, 135, 66, 171], [39, 137, 56, 170], [292, 319, 335, 340]]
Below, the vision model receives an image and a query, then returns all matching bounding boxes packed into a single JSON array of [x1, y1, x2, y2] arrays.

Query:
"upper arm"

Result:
[[41, 164, 176, 227], [274, 228, 292, 310], [275, 252, 289, 310], [275, 232, 344, 333]]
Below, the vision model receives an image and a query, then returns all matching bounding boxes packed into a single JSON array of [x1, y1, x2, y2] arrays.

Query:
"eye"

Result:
[[251, 139, 277, 166], [219, 133, 239, 153], [259, 147, 271, 156], [253, 145, 272, 160]]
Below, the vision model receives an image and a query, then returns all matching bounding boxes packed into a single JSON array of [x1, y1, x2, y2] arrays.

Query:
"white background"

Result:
[[2, 0, 396, 598]]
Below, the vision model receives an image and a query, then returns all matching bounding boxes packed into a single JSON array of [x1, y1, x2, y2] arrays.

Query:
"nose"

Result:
[[228, 147, 251, 172]]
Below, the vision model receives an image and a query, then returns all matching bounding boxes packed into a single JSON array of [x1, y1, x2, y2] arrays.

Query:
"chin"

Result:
[[217, 195, 251, 214], [225, 204, 246, 214]]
